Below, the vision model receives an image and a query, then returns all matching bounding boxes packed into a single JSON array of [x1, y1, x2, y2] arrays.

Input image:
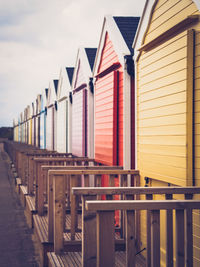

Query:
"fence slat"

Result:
[[54, 175, 65, 254], [125, 210, 136, 267], [151, 210, 160, 267], [185, 208, 193, 267], [97, 211, 115, 267], [146, 194, 153, 267], [176, 209, 185, 267], [165, 194, 173, 267]]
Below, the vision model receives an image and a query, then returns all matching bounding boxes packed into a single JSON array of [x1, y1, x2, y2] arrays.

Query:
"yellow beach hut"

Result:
[[133, 0, 200, 265]]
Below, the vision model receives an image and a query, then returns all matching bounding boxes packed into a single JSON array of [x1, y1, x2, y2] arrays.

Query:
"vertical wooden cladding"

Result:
[[72, 60, 88, 157], [72, 89, 87, 157], [57, 100, 67, 153], [95, 33, 123, 166], [136, 0, 200, 265]]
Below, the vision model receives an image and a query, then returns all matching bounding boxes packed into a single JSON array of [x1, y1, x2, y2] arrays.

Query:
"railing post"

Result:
[[151, 210, 160, 267], [54, 175, 65, 254], [176, 209, 185, 267], [165, 194, 173, 267], [125, 210, 136, 267], [97, 210, 115, 267], [48, 173, 54, 242], [146, 194, 153, 267], [82, 195, 96, 267]]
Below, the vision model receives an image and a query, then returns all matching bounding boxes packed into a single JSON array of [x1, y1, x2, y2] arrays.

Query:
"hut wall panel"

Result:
[[40, 113, 45, 149], [57, 100, 67, 153], [137, 0, 200, 263], [145, 0, 198, 43], [95, 33, 123, 166], [46, 107, 53, 150], [72, 89, 86, 157]]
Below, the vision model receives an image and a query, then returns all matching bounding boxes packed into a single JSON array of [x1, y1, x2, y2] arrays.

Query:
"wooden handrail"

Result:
[[72, 186, 200, 195], [49, 169, 139, 175], [86, 199, 200, 210]]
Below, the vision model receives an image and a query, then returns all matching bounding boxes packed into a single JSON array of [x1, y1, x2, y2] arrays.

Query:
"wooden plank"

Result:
[[185, 208, 193, 267], [49, 169, 139, 175], [97, 211, 115, 267], [72, 186, 200, 195], [186, 29, 195, 186], [70, 174, 78, 240], [151, 210, 160, 267], [165, 194, 173, 267], [146, 194, 153, 267], [82, 195, 96, 267], [86, 200, 200, 211], [48, 173, 54, 242], [176, 209, 185, 267], [54, 175, 65, 254], [125, 210, 136, 267], [38, 164, 45, 215]]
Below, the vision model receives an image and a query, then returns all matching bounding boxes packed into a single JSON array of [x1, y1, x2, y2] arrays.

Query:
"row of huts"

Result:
[[13, 0, 200, 265]]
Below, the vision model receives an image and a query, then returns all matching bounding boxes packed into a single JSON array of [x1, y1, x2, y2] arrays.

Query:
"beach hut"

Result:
[[71, 47, 97, 157], [36, 94, 42, 147], [31, 101, 36, 146], [133, 0, 200, 264], [93, 15, 139, 180], [13, 118, 18, 142], [46, 80, 58, 151], [26, 105, 32, 145], [40, 88, 48, 149], [24, 107, 28, 144], [20, 112, 24, 143], [56, 67, 74, 153]]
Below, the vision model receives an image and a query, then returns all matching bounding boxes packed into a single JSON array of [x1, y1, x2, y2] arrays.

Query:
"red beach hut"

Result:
[[93, 15, 140, 185]]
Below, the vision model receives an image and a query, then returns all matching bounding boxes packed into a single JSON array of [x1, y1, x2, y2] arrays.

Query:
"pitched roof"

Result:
[[66, 67, 74, 85], [113, 16, 140, 53], [45, 88, 48, 98], [53, 80, 59, 94], [85, 48, 97, 71]]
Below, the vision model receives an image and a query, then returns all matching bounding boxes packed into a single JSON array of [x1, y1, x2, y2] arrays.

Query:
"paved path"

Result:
[[0, 147, 39, 267]]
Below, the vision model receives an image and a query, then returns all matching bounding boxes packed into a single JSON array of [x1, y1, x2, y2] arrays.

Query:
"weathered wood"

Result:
[[165, 194, 173, 267], [86, 200, 200, 211], [176, 209, 185, 267], [185, 208, 193, 267], [151, 210, 160, 267], [97, 211, 115, 267], [146, 194, 153, 267], [70, 175, 79, 240], [48, 173, 54, 242], [72, 186, 200, 195], [49, 169, 139, 175], [125, 210, 136, 267], [82, 195, 96, 267], [54, 176, 65, 254]]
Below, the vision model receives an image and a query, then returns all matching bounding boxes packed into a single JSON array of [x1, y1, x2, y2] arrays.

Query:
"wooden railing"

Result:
[[50, 170, 140, 250], [85, 199, 200, 267]]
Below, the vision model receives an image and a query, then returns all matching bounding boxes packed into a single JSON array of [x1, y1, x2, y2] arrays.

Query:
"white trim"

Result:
[[194, 0, 200, 10], [93, 15, 131, 77]]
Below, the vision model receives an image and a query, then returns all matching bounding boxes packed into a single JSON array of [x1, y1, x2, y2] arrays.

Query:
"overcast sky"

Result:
[[0, 0, 145, 127]]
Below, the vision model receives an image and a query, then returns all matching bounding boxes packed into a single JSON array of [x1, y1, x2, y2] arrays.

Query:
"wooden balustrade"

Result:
[[85, 199, 200, 267]]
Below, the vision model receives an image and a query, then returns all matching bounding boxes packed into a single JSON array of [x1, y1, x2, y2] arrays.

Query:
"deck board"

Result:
[[48, 251, 145, 266]]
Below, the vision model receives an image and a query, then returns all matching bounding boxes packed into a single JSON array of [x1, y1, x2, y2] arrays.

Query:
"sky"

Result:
[[0, 0, 146, 127]]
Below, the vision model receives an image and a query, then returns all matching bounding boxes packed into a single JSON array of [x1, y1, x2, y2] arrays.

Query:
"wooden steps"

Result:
[[15, 177, 21, 194], [47, 251, 145, 267], [19, 185, 28, 207], [25, 195, 36, 228]]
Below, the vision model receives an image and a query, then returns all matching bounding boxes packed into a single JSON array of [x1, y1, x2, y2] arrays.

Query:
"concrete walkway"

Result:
[[0, 146, 39, 267]]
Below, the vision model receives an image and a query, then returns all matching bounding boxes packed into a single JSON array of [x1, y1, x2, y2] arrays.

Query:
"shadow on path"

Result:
[[0, 146, 39, 267]]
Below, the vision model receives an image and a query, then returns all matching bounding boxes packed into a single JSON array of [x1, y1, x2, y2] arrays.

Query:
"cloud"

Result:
[[0, 0, 145, 127]]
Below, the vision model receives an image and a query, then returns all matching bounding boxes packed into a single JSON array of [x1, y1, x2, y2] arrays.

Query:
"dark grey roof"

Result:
[[85, 48, 97, 71], [113, 16, 140, 54], [66, 67, 74, 85], [45, 88, 48, 98], [53, 80, 59, 94]]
